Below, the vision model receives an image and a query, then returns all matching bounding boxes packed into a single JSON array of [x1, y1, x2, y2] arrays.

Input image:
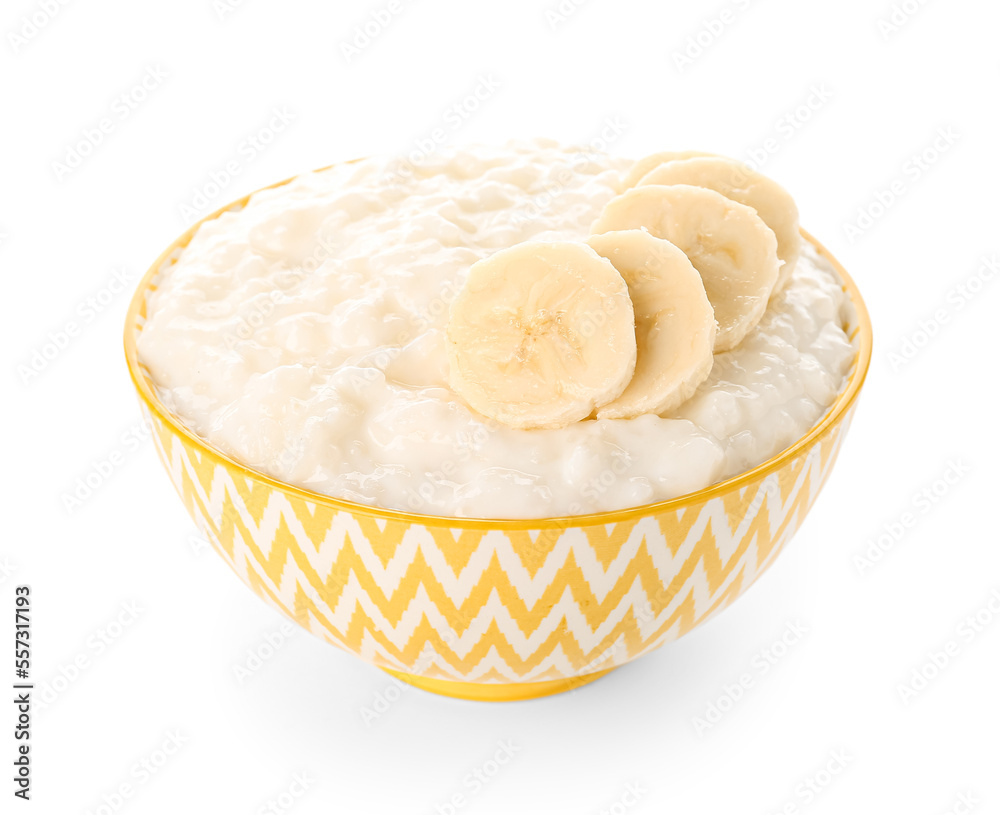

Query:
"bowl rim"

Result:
[[124, 165, 873, 531]]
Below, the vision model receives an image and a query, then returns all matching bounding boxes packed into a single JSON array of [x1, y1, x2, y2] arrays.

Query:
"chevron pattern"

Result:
[[142, 398, 855, 684], [130, 213, 865, 690]]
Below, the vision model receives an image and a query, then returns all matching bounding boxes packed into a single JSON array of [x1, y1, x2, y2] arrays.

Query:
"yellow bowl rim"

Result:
[[123, 164, 873, 531]]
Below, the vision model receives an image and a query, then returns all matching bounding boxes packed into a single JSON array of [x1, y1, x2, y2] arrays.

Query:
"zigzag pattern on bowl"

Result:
[[144, 403, 853, 683]]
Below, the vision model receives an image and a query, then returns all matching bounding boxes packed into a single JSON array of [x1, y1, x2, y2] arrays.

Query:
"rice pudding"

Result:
[[137, 140, 857, 519]]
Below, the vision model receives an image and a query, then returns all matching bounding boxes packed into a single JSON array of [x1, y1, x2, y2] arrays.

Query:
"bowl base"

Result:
[[380, 667, 615, 701]]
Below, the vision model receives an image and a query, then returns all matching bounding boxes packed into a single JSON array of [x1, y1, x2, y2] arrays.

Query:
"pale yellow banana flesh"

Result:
[[447, 241, 637, 430], [637, 156, 800, 290], [621, 150, 717, 189], [591, 184, 779, 352], [587, 230, 716, 419], [448, 150, 798, 430]]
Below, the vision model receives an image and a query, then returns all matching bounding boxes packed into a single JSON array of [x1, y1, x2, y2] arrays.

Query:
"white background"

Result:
[[2, 0, 999, 812]]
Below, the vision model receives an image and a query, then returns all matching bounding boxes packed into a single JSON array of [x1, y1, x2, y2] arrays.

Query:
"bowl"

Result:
[[124, 169, 872, 701]]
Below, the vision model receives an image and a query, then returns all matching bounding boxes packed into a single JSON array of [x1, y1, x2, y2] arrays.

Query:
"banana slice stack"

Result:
[[447, 151, 801, 430]]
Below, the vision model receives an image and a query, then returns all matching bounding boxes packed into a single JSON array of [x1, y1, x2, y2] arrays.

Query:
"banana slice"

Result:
[[638, 156, 801, 290], [622, 150, 716, 189], [592, 184, 779, 352], [447, 241, 637, 430], [587, 230, 716, 419]]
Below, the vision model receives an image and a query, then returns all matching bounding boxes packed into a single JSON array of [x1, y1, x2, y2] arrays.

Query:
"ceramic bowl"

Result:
[[124, 172, 872, 701]]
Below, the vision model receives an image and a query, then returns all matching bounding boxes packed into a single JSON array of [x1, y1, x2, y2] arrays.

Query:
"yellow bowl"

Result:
[[124, 172, 872, 702]]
